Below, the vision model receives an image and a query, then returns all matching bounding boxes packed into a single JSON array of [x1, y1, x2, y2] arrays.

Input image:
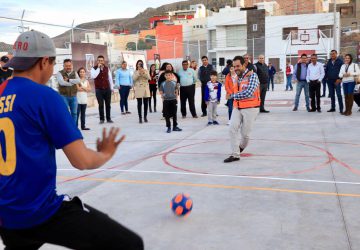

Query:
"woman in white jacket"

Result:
[[339, 54, 360, 116]]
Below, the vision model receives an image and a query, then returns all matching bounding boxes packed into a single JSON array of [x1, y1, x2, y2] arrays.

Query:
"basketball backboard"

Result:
[[290, 28, 320, 45]]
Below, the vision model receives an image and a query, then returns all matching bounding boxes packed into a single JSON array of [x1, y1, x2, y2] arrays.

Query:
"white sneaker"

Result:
[[227, 121, 230, 125]]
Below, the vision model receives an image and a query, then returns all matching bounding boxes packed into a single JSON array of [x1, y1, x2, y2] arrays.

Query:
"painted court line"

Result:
[[57, 176, 360, 198], [57, 168, 360, 186]]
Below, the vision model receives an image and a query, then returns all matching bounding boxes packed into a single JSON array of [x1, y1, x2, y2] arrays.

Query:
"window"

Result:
[[318, 25, 333, 38], [253, 24, 258, 32], [209, 30, 216, 49], [226, 25, 247, 47], [95, 32, 100, 39], [282, 27, 298, 40]]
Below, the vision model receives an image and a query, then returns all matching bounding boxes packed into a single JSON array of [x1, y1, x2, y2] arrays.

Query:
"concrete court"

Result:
[[3, 84, 360, 250]]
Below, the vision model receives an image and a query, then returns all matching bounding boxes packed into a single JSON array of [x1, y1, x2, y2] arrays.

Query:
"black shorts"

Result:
[[0, 197, 143, 250]]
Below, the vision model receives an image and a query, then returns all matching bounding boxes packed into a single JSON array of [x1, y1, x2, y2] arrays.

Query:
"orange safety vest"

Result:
[[232, 76, 261, 109]]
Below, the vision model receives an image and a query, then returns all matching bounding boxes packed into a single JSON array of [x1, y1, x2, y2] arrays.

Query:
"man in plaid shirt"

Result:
[[224, 56, 261, 163]]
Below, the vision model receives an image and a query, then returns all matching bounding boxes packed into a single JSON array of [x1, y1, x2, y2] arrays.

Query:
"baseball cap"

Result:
[[4, 30, 56, 71], [0, 56, 10, 63]]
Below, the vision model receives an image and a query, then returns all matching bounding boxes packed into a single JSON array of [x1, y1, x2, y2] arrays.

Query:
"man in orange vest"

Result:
[[224, 56, 261, 163]]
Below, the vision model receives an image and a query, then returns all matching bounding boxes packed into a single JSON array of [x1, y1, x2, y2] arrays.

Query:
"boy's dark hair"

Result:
[[63, 59, 72, 64], [182, 60, 188, 64], [164, 70, 173, 75], [201, 56, 208, 60], [97, 55, 105, 59], [210, 70, 218, 76], [331, 50, 337, 54], [301, 54, 307, 58]]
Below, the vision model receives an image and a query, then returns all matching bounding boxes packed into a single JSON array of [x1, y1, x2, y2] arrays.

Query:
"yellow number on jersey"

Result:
[[0, 117, 16, 176]]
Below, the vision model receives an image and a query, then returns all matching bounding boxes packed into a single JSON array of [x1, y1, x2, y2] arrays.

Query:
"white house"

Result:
[[207, 6, 248, 68], [265, 12, 341, 73]]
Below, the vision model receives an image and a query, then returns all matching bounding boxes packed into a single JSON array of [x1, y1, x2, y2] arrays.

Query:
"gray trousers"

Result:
[[207, 102, 218, 122], [229, 108, 259, 157]]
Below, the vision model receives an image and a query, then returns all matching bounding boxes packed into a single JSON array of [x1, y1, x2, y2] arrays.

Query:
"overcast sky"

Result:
[[0, 0, 181, 44]]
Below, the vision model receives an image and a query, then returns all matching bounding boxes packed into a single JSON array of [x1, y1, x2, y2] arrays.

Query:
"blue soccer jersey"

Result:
[[0, 77, 83, 229]]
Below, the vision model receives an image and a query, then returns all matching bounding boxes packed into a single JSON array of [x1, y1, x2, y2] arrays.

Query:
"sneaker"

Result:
[[81, 127, 90, 130], [201, 114, 207, 117], [327, 109, 336, 112], [166, 127, 171, 133], [226, 121, 230, 125], [213, 121, 219, 125], [121, 112, 126, 115], [240, 147, 244, 153], [126, 111, 131, 114], [207, 122, 213, 126], [107, 120, 114, 123], [99, 120, 105, 124], [173, 127, 182, 132], [292, 107, 298, 111], [224, 156, 240, 163], [193, 115, 198, 118]]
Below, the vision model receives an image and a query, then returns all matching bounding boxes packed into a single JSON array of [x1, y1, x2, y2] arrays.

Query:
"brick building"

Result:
[[244, 0, 324, 15]]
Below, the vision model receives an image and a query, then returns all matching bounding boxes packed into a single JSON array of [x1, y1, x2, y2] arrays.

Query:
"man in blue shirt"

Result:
[[325, 50, 344, 113], [292, 54, 310, 112], [267, 62, 276, 91], [178, 60, 198, 118], [0, 30, 143, 249]]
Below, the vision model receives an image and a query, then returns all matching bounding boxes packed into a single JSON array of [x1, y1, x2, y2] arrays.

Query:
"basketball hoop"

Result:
[[291, 28, 319, 46]]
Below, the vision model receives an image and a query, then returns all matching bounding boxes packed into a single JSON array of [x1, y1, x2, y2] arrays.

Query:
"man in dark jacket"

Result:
[[325, 50, 343, 113], [255, 55, 270, 113], [198, 56, 213, 117]]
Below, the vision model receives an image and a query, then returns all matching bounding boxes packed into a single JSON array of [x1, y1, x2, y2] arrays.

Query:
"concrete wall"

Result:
[[244, 0, 324, 15], [247, 9, 266, 61]]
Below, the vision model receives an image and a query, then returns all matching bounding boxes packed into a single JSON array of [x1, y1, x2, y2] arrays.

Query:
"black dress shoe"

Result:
[[173, 127, 182, 132], [81, 127, 90, 130], [317, 109, 321, 113], [327, 109, 336, 112], [240, 147, 244, 153], [107, 120, 114, 123], [260, 110, 270, 113], [99, 120, 105, 124], [308, 109, 316, 112], [201, 114, 207, 117], [224, 156, 240, 163], [166, 127, 171, 133], [292, 107, 298, 111], [193, 115, 198, 118], [144, 117, 148, 123]]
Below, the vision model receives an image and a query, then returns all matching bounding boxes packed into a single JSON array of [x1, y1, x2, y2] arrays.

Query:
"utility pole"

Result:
[[333, 0, 337, 51], [71, 20, 75, 43]]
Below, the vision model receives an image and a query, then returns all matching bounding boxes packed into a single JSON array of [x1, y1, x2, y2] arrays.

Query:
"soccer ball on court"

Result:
[[171, 193, 193, 216]]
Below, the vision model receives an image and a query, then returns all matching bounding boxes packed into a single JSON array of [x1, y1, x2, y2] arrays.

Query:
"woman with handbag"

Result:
[[133, 60, 150, 123], [339, 54, 360, 116]]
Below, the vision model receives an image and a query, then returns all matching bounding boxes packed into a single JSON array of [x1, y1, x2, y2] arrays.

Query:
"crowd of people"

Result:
[[289, 50, 360, 116], [1, 29, 360, 249]]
